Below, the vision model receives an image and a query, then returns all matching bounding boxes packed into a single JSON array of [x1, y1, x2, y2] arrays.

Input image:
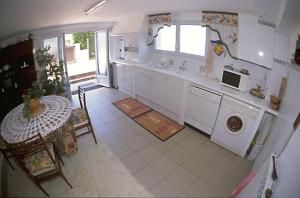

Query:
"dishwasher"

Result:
[[185, 84, 222, 135]]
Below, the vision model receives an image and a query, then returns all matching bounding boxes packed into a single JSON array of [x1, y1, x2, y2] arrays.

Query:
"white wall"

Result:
[[253, 62, 300, 171], [149, 30, 269, 93]]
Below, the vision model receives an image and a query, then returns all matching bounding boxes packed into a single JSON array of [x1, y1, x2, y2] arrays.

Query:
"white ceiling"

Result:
[[276, 0, 300, 34], [0, 0, 255, 41]]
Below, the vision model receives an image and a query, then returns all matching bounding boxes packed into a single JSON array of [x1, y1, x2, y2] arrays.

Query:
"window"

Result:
[[154, 24, 207, 56], [180, 25, 206, 56], [155, 25, 176, 51], [44, 37, 59, 59]]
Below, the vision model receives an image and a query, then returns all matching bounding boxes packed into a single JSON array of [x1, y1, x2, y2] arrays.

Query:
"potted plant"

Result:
[[23, 81, 44, 118], [35, 46, 70, 98]]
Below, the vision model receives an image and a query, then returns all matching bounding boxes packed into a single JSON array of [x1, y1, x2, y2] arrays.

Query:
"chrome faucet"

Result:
[[179, 60, 187, 71]]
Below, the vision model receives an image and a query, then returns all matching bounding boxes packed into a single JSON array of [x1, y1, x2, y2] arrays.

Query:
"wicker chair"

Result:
[[0, 135, 14, 170], [8, 133, 72, 196], [70, 86, 97, 144]]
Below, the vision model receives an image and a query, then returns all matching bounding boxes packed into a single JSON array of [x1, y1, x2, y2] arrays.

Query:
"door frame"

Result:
[[41, 33, 70, 86], [41, 27, 111, 88], [95, 29, 110, 87]]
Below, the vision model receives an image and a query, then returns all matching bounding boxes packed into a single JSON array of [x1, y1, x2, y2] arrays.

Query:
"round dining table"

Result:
[[1, 95, 72, 144]]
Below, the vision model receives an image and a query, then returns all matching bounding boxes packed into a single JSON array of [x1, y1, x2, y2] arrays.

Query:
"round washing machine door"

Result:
[[224, 113, 245, 135]]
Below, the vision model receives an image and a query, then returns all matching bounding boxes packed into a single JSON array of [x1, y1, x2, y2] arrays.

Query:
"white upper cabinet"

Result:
[[274, 32, 289, 62], [238, 13, 275, 68]]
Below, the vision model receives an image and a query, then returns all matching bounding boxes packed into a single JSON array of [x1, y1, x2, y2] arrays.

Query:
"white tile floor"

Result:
[[2, 87, 252, 197]]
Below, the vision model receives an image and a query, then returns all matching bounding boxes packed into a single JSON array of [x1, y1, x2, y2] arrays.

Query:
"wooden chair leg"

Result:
[[89, 124, 97, 144], [35, 181, 49, 197], [91, 129, 97, 144], [61, 173, 73, 189], [3, 154, 14, 170], [53, 145, 64, 166]]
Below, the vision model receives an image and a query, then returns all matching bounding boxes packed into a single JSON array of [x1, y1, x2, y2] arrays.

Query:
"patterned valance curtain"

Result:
[[147, 13, 171, 46], [202, 11, 239, 57]]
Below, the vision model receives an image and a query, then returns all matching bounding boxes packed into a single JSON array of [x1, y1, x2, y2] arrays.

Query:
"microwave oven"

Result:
[[221, 69, 248, 91]]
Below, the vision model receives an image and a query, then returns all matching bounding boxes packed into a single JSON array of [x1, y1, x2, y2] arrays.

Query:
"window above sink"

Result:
[[155, 24, 207, 57]]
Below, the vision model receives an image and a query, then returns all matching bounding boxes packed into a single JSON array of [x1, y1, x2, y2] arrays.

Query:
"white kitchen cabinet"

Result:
[[238, 13, 275, 68], [151, 72, 184, 114], [274, 32, 289, 62], [116, 64, 133, 95], [151, 72, 164, 105], [133, 68, 184, 114], [135, 72, 152, 100], [185, 85, 222, 135]]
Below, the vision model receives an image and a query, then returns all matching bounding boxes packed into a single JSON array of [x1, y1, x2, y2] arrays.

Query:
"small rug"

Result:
[[113, 97, 152, 118], [71, 84, 103, 95], [134, 111, 184, 141]]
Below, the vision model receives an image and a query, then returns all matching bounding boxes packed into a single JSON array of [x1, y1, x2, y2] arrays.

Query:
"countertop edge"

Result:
[[112, 60, 279, 116]]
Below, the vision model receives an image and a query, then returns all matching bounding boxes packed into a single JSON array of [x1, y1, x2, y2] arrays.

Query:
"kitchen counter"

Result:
[[113, 59, 279, 116]]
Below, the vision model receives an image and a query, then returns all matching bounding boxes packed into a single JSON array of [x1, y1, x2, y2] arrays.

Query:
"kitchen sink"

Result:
[[153, 63, 170, 70]]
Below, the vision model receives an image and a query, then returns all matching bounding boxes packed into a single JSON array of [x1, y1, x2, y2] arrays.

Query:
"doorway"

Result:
[[63, 30, 109, 93], [64, 32, 97, 92]]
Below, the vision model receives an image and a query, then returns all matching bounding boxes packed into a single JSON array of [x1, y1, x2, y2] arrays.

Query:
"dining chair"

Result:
[[70, 86, 97, 144], [0, 135, 14, 170], [54, 121, 78, 155], [7, 133, 72, 197]]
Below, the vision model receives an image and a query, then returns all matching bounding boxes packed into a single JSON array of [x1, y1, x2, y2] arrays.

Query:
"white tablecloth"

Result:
[[1, 95, 72, 143]]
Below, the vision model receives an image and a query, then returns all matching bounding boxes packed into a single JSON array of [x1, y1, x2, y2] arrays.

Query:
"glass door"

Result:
[[43, 35, 70, 85], [63, 32, 97, 92], [95, 30, 110, 87]]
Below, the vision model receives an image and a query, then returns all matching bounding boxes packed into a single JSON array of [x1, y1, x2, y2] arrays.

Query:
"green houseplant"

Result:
[[35, 46, 67, 95]]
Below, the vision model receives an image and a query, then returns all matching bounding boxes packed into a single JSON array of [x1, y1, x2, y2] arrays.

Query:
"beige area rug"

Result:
[[113, 97, 152, 118], [134, 111, 184, 141], [113, 98, 184, 141]]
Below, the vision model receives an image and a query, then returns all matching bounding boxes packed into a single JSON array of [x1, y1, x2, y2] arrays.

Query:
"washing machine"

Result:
[[211, 96, 263, 157]]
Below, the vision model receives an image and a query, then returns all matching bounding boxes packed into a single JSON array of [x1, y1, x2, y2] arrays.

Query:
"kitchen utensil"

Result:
[[293, 113, 300, 129], [270, 95, 281, 110], [224, 64, 234, 70], [240, 69, 249, 75], [205, 45, 214, 75], [270, 95, 280, 104], [272, 155, 278, 181], [278, 77, 287, 100], [265, 188, 272, 198], [249, 84, 264, 99]]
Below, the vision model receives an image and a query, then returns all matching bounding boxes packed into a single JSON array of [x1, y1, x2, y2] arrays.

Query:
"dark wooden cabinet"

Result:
[[0, 39, 37, 121]]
